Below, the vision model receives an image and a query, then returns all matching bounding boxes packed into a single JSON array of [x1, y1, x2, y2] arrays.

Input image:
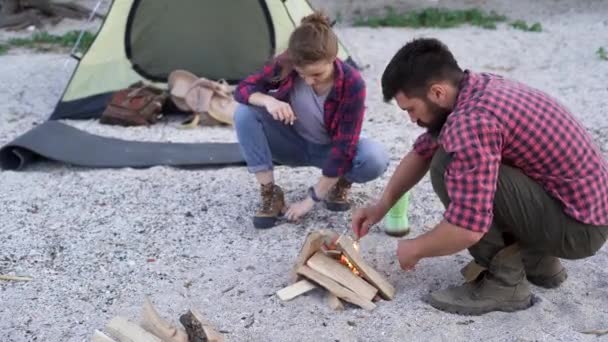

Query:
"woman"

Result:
[[234, 12, 388, 229]]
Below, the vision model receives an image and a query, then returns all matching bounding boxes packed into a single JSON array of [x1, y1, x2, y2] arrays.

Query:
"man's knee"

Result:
[[559, 224, 608, 259]]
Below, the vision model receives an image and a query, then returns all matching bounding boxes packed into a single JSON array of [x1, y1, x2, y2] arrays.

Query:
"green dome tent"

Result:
[[0, 0, 359, 171], [53, 0, 358, 120]]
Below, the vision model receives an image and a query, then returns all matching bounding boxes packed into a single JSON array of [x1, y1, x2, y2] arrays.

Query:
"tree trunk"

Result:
[[1, 0, 21, 16]]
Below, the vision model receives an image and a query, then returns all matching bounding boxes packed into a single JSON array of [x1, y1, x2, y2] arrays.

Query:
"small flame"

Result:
[[340, 254, 361, 276]]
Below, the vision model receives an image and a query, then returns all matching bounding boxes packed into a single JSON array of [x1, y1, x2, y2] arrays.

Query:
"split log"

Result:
[[320, 245, 342, 259], [179, 309, 224, 342], [290, 229, 338, 283], [306, 251, 378, 302], [91, 330, 117, 342], [297, 265, 376, 311], [326, 293, 344, 311], [276, 279, 317, 301], [179, 311, 207, 342], [105, 316, 162, 342], [336, 235, 395, 300], [140, 297, 188, 342]]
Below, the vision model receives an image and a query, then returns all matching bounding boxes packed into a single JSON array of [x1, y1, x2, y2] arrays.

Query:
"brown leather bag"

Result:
[[100, 82, 168, 126]]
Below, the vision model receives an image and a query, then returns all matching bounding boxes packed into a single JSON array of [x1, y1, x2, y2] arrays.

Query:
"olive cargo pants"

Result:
[[429, 148, 608, 266]]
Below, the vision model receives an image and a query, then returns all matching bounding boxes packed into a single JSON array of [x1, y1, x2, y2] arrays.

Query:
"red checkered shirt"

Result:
[[234, 56, 366, 177], [414, 71, 608, 232]]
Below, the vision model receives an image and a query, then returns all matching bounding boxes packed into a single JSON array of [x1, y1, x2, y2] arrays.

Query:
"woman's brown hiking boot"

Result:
[[325, 178, 352, 212], [253, 183, 286, 229]]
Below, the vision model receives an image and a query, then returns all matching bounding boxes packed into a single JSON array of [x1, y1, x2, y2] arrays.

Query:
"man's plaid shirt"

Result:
[[414, 71, 608, 232], [234, 56, 365, 178]]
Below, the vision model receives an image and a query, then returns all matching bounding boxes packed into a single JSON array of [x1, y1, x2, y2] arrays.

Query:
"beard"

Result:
[[421, 98, 451, 136]]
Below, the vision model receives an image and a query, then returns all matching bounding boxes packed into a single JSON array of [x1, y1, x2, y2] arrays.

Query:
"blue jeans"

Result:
[[233, 104, 389, 183]]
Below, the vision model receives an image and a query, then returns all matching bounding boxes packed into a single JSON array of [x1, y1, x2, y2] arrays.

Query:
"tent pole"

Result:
[[69, 0, 105, 61]]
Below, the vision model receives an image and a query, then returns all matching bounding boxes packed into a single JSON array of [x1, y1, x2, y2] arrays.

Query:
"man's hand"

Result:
[[351, 203, 388, 239], [286, 197, 315, 221], [396, 239, 421, 271], [265, 98, 296, 125]]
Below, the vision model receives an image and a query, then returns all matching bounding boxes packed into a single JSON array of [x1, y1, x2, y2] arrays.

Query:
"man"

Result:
[[352, 37, 608, 315]]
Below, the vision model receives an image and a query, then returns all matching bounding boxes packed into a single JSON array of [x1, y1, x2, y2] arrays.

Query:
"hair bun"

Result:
[[301, 11, 331, 27]]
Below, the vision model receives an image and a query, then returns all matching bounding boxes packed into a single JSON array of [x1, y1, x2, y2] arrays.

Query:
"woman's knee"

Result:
[[233, 104, 261, 131], [368, 142, 390, 177], [350, 139, 389, 182]]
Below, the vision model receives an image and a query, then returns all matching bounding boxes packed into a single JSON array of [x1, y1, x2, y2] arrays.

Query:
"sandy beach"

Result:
[[1, 1, 608, 341]]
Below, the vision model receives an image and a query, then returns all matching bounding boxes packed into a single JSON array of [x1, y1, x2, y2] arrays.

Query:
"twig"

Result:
[[0, 274, 33, 281], [580, 329, 608, 337]]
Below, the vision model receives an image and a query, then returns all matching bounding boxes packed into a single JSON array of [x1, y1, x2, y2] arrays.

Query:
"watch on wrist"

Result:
[[308, 186, 321, 203]]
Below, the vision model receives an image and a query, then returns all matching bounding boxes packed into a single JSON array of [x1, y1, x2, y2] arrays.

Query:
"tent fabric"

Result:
[[126, 0, 275, 82], [58, 0, 356, 109], [1, 0, 359, 171]]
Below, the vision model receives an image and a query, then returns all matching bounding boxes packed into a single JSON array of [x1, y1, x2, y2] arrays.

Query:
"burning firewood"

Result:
[[306, 252, 378, 302], [336, 235, 395, 300], [297, 265, 376, 311], [290, 229, 338, 283], [320, 244, 342, 259], [277, 230, 396, 311]]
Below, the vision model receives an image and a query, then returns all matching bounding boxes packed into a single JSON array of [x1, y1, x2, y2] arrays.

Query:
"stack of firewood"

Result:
[[276, 230, 395, 311], [91, 297, 223, 342]]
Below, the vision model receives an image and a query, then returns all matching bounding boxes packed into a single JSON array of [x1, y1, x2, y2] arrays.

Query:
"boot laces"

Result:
[[332, 179, 351, 201], [261, 184, 275, 212]]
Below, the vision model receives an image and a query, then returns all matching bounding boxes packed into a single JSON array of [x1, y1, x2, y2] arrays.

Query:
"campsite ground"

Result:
[[1, 0, 608, 341]]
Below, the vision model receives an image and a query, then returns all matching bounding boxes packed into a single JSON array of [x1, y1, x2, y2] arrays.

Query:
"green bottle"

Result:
[[384, 192, 410, 237]]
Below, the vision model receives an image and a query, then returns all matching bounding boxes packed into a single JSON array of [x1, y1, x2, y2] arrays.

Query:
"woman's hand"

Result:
[[265, 98, 296, 125]]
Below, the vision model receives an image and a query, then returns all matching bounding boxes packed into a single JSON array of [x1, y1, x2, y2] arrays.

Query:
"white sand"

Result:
[[1, 1, 608, 341]]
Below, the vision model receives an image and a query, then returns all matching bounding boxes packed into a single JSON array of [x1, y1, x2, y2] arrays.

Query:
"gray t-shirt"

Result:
[[289, 76, 331, 145]]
